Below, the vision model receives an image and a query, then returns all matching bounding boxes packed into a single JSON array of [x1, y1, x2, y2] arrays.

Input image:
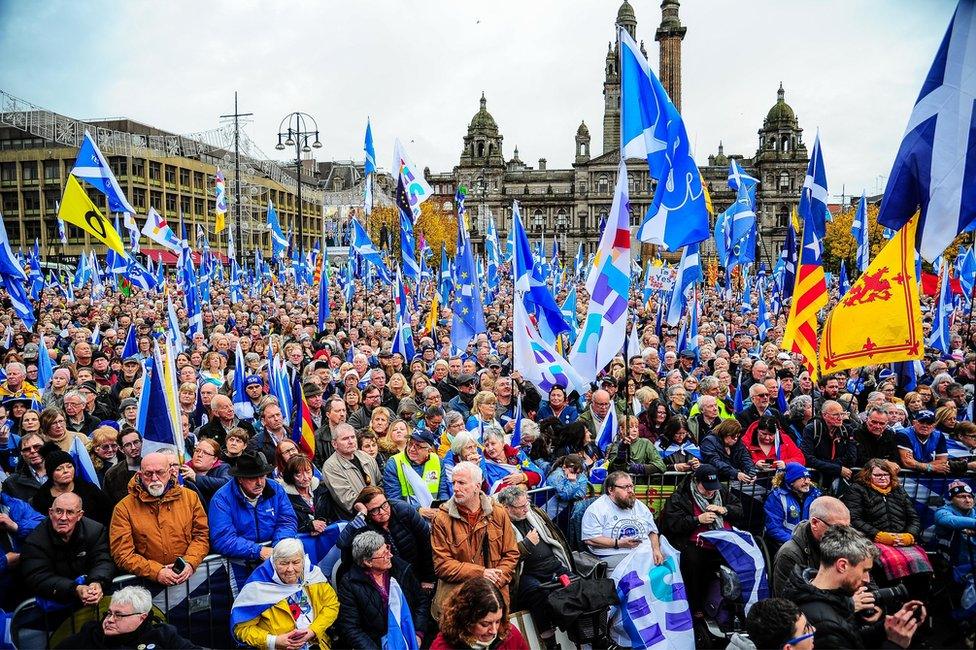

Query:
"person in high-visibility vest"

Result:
[[382, 428, 449, 521]]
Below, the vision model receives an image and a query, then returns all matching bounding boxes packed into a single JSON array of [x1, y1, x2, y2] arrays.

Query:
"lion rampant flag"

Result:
[[818, 215, 923, 374]]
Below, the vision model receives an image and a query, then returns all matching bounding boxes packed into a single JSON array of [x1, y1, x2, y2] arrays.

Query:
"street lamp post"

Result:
[[275, 112, 322, 259]]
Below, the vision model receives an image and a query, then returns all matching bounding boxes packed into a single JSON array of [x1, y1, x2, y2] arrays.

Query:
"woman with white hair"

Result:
[[231, 537, 339, 649], [443, 430, 482, 487], [57, 585, 199, 649]]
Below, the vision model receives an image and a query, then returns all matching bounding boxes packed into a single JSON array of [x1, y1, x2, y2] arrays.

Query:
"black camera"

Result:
[[869, 583, 909, 605]]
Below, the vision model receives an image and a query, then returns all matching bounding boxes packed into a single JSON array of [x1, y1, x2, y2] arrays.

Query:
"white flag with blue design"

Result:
[[877, 0, 976, 261], [513, 291, 589, 396], [620, 29, 709, 250], [699, 529, 769, 613], [666, 242, 701, 326], [71, 131, 137, 215], [929, 259, 953, 353], [852, 192, 870, 272]]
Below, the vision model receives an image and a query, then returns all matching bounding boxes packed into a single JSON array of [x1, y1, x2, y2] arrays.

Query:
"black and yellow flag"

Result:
[[57, 176, 125, 254]]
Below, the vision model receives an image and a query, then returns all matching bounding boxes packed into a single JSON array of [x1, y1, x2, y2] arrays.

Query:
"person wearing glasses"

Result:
[[102, 428, 143, 504], [736, 383, 785, 431], [2, 432, 47, 502], [800, 400, 858, 485], [726, 597, 815, 650], [581, 470, 665, 570], [20, 493, 113, 607], [109, 452, 210, 585], [57, 585, 199, 649], [783, 525, 927, 649]]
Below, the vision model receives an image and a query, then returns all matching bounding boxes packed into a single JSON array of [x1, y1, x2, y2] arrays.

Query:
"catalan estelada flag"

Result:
[[818, 215, 923, 375], [782, 134, 829, 380], [290, 372, 315, 461]]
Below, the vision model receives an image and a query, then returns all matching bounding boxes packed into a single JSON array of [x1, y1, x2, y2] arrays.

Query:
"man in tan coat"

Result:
[[430, 460, 519, 619], [109, 452, 210, 585]]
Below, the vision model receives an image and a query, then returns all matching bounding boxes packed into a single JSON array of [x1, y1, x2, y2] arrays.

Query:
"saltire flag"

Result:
[[728, 158, 759, 192], [929, 258, 953, 353], [819, 215, 924, 374], [36, 333, 54, 393], [714, 205, 732, 268], [142, 207, 183, 253], [620, 29, 708, 250], [777, 385, 789, 413], [267, 347, 290, 427], [214, 168, 227, 233], [960, 245, 976, 298], [391, 138, 434, 221], [560, 284, 579, 345], [728, 182, 757, 265], [573, 242, 585, 281], [26, 240, 43, 300], [699, 529, 769, 613], [123, 257, 158, 291], [666, 242, 701, 326], [135, 341, 186, 460], [317, 253, 330, 331], [392, 267, 416, 363], [438, 244, 452, 306], [350, 219, 391, 283], [395, 175, 421, 283], [57, 176, 125, 254], [780, 219, 798, 305], [266, 201, 288, 258], [382, 578, 419, 650], [229, 556, 330, 636], [569, 160, 632, 383], [70, 131, 137, 214], [757, 281, 770, 342], [513, 293, 588, 396], [512, 202, 570, 339], [876, 0, 976, 262], [230, 259, 244, 303], [450, 207, 487, 353], [838, 259, 850, 297], [165, 294, 183, 355], [454, 185, 468, 227], [57, 205, 68, 245], [852, 192, 870, 272], [290, 372, 315, 461], [364, 119, 376, 214], [69, 434, 101, 489], [782, 134, 829, 380], [73, 250, 89, 288], [0, 211, 33, 329], [232, 342, 254, 420], [485, 216, 500, 289], [121, 324, 139, 360], [609, 537, 694, 650], [510, 395, 524, 448], [596, 405, 619, 452]]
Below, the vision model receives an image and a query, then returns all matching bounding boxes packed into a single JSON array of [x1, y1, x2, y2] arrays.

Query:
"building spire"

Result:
[[655, 0, 687, 112]]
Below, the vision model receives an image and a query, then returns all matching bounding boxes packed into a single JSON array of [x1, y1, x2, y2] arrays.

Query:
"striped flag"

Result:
[[782, 133, 828, 380], [290, 372, 315, 461]]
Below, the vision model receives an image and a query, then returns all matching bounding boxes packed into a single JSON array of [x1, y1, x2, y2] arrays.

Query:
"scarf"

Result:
[[869, 482, 893, 495], [691, 480, 725, 530], [229, 555, 328, 632]]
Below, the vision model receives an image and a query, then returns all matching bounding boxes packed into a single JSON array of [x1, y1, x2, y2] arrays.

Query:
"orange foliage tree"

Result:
[[364, 201, 458, 266]]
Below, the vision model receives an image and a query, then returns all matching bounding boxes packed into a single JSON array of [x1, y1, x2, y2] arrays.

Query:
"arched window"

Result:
[[782, 136, 790, 152], [779, 172, 791, 190], [778, 206, 789, 228], [477, 141, 485, 157], [533, 209, 544, 232], [597, 174, 610, 194]]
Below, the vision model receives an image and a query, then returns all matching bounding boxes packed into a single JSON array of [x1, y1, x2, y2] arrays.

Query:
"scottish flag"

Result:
[[700, 529, 769, 613], [438, 244, 452, 305], [620, 29, 709, 250], [729, 182, 757, 265], [512, 202, 570, 339], [71, 131, 137, 215], [36, 334, 53, 393], [930, 260, 953, 353], [382, 578, 419, 650], [229, 556, 330, 637], [165, 295, 183, 355], [392, 267, 416, 362], [757, 282, 770, 341], [124, 257, 158, 291], [560, 284, 579, 345], [230, 260, 244, 303], [363, 119, 376, 175], [852, 192, 871, 272], [800, 132, 829, 225], [960, 245, 976, 297], [135, 343, 185, 457], [838, 260, 850, 297], [877, 0, 976, 262], [666, 242, 701, 326], [0, 212, 33, 328], [266, 201, 288, 258], [596, 406, 619, 452], [317, 257, 330, 331], [350, 219, 391, 283], [121, 324, 138, 359], [728, 158, 759, 192], [714, 206, 732, 268], [781, 220, 798, 304], [232, 342, 254, 420], [485, 217, 500, 289], [395, 175, 421, 283]]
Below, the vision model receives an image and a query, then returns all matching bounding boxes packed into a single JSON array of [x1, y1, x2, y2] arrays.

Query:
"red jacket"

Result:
[[743, 420, 805, 466], [430, 626, 529, 650]]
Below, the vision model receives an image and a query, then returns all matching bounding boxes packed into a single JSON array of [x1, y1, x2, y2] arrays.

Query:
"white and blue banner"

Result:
[[699, 529, 769, 613]]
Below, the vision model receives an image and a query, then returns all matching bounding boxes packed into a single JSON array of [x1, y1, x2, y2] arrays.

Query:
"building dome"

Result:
[[617, 0, 636, 23], [577, 120, 590, 136], [468, 92, 498, 134], [766, 83, 796, 125]]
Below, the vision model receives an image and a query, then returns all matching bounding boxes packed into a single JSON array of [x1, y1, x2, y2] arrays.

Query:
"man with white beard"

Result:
[[109, 452, 210, 585]]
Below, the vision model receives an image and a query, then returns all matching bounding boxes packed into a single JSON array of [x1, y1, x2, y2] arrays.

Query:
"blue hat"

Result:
[[784, 462, 811, 484], [915, 409, 936, 424], [409, 427, 438, 447], [244, 375, 263, 387], [878, 368, 895, 380]]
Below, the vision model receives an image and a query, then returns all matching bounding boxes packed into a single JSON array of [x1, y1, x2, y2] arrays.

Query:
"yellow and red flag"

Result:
[[818, 215, 922, 374], [290, 374, 315, 460], [781, 213, 828, 379]]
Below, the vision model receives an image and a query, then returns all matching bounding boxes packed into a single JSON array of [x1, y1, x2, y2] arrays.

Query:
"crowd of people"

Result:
[[0, 263, 971, 650]]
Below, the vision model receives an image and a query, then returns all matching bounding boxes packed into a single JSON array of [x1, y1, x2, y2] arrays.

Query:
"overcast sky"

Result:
[[0, 0, 957, 202]]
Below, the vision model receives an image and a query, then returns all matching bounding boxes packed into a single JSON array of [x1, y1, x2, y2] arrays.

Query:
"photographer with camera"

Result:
[[784, 525, 927, 649]]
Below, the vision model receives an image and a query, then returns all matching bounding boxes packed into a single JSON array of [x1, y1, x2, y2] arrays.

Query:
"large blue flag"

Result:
[[71, 131, 137, 215], [123, 257, 158, 292], [852, 192, 870, 272], [512, 202, 570, 339], [350, 219, 391, 283], [800, 132, 829, 228], [121, 324, 138, 359], [450, 211, 486, 353], [781, 219, 798, 304], [0, 212, 33, 329], [929, 259, 953, 353], [37, 333, 54, 392], [267, 201, 288, 258], [877, 0, 976, 262], [363, 119, 376, 176], [729, 183, 757, 265], [395, 175, 420, 283], [620, 29, 709, 250], [135, 343, 184, 457], [232, 341, 254, 420], [666, 242, 701, 326], [391, 266, 416, 362], [728, 158, 759, 192]]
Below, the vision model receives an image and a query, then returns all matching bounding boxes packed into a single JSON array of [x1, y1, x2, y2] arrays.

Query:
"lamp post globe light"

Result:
[[275, 112, 322, 258]]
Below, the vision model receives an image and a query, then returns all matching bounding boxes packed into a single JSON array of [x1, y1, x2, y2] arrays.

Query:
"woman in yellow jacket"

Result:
[[231, 538, 339, 649]]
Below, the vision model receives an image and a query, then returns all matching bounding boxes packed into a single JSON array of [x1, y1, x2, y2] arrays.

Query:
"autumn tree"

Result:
[[363, 201, 458, 267]]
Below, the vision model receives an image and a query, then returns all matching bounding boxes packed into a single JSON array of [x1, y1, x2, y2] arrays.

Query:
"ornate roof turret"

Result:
[[765, 83, 797, 126], [712, 141, 728, 167], [468, 92, 499, 134], [576, 121, 590, 137], [616, 0, 637, 39]]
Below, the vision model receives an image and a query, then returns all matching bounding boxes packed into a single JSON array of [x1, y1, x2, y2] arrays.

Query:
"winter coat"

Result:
[[20, 517, 115, 603], [700, 433, 756, 480], [852, 426, 901, 466], [109, 477, 210, 580], [784, 569, 885, 649], [800, 419, 857, 479], [102, 461, 138, 505], [336, 559, 429, 650], [57, 618, 199, 649], [763, 485, 822, 545], [735, 404, 785, 430], [430, 627, 529, 650], [934, 503, 976, 573], [658, 474, 743, 552], [282, 478, 337, 533], [772, 520, 820, 597], [232, 580, 339, 649], [208, 479, 298, 561], [843, 482, 920, 542], [31, 478, 112, 525], [321, 450, 382, 519], [742, 420, 806, 466], [430, 493, 519, 619], [187, 460, 231, 505], [1, 462, 44, 503], [337, 501, 434, 582], [197, 417, 256, 448]]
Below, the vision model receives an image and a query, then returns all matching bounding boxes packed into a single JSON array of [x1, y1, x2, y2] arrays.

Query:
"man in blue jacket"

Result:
[[207, 451, 297, 562]]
